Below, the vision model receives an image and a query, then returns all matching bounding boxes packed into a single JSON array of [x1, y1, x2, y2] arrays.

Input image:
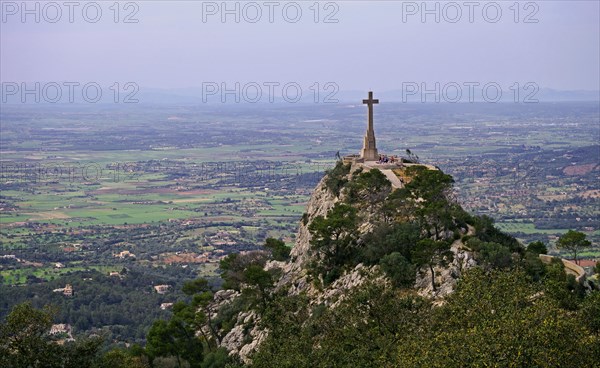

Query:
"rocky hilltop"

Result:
[[213, 162, 482, 361], [204, 162, 599, 367]]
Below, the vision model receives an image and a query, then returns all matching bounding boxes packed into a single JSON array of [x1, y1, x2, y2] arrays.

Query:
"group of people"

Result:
[[377, 154, 398, 164]]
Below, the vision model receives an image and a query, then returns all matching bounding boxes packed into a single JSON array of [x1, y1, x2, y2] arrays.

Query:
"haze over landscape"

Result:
[[2, 1, 599, 93]]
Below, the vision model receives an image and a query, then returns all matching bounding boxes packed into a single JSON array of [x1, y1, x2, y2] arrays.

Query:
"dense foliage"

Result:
[[0, 267, 191, 343], [249, 165, 598, 366], [324, 161, 351, 196], [252, 268, 600, 367], [309, 165, 487, 287], [2, 166, 598, 367], [0, 302, 107, 368]]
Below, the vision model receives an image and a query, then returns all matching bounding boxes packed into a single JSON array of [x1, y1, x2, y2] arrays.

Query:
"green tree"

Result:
[[219, 251, 269, 291], [243, 265, 274, 312], [580, 291, 600, 333], [308, 203, 359, 284], [360, 222, 420, 265], [0, 302, 103, 368], [95, 348, 149, 368], [345, 169, 391, 209], [521, 251, 546, 281], [182, 278, 220, 347], [412, 239, 453, 291], [146, 301, 205, 367], [253, 281, 428, 368], [200, 347, 234, 368], [324, 161, 350, 196], [264, 238, 290, 262], [404, 167, 459, 241], [146, 320, 178, 363], [405, 167, 454, 204], [396, 268, 599, 367], [543, 260, 585, 311], [382, 187, 415, 223], [471, 215, 521, 252], [556, 230, 591, 265], [477, 241, 513, 269], [182, 278, 210, 296], [0, 302, 59, 368], [379, 252, 416, 288], [147, 277, 227, 368], [527, 240, 548, 255]]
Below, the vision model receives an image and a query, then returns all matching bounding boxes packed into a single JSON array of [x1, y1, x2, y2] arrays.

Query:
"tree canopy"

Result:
[[556, 230, 591, 264]]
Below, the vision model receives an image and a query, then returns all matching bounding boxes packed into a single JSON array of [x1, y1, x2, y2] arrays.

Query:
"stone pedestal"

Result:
[[360, 91, 379, 161], [360, 131, 378, 160]]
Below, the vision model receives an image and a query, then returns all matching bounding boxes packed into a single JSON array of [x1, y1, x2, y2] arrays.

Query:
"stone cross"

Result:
[[360, 91, 379, 160], [362, 91, 379, 132]]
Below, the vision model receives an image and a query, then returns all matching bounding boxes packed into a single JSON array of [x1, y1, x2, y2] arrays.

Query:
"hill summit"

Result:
[[204, 162, 599, 366]]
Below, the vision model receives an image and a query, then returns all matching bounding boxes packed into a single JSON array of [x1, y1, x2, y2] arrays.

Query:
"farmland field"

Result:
[[1, 102, 598, 344]]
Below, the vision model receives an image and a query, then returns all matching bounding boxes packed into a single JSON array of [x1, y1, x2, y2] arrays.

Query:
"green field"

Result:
[[1, 103, 598, 287]]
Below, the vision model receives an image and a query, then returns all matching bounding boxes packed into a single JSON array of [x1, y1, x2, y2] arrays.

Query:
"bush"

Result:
[[360, 222, 420, 265], [580, 292, 600, 333], [264, 238, 290, 261], [324, 162, 350, 196], [527, 241, 548, 255], [522, 252, 546, 281], [379, 252, 416, 288], [477, 242, 513, 269]]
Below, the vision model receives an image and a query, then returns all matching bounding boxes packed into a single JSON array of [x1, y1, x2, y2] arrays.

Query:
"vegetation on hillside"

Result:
[[2, 166, 598, 367], [253, 268, 599, 367]]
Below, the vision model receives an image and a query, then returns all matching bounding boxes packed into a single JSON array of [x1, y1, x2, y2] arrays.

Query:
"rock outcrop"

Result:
[[415, 237, 477, 300], [209, 164, 478, 362]]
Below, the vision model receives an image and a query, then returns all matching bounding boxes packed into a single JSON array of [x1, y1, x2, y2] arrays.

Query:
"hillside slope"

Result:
[[206, 162, 599, 367]]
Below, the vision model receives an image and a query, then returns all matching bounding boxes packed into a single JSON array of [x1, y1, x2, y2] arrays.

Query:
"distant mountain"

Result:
[[138, 87, 599, 104], [3, 86, 597, 105]]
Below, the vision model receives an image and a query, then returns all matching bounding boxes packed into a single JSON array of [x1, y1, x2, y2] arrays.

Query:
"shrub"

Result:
[[580, 292, 600, 333], [302, 213, 309, 226], [360, 222, 420, 265], [324, 162, 350, 196], [264, 238, 290, 262], [522, 252, 546, 281], [527, 241, 548, 255], [380, 252, 416, 288], [477, 242, 513, 269]]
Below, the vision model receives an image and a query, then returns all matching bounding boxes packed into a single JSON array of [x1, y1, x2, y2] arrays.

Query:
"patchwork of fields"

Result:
[[1, 102, 598, 343]]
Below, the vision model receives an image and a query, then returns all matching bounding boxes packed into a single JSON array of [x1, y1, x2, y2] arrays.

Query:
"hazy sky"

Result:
[[2, 0, 599, 93]]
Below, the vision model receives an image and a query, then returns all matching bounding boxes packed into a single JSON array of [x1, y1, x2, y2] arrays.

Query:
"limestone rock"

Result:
[[205, 289, 240, 319], [315, 264, 384, 308], [277, 176, 337, 292], [415, 238, 477, 300], [220, 311, 267, 364], [205, 166, 480, 360]]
